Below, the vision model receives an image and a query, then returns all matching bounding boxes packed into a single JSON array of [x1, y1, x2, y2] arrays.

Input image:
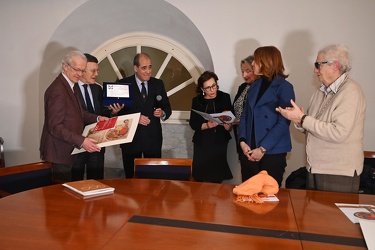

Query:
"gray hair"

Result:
[[318, 44, 351, 73], [241, 55, 254, 67], [61, 50, 86, 68]]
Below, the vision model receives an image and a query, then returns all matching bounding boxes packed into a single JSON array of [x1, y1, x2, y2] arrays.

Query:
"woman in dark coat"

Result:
[[189, 71, 233, 183]]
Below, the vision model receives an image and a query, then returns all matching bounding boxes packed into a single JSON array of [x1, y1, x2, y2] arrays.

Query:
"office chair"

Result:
[[134, 158, 192, 181], [0, 137, 4, 168], [0, 161, 54, 197]]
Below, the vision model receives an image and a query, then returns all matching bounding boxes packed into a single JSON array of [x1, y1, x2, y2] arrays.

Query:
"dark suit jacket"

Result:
[[40, 73, 98, 164], [189, 90, 232, 145], [117, 74, 172, 154], [74, 83, 111, 120]]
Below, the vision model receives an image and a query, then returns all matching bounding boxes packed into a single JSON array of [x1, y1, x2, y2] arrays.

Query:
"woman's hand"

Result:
[[240, 142, 251, 160], [276, 99, 304, 125], [249, 148, 265, 162], [207, 120, 218, 128], [232, 119, 240, 125], [223, 123, 232, 131]]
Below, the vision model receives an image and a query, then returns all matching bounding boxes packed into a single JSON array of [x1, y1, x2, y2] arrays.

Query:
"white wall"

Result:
[[1, 0, 374, 185]]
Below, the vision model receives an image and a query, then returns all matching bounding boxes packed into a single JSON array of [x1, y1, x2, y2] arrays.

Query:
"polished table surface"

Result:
[[0, 179, 373, 249]]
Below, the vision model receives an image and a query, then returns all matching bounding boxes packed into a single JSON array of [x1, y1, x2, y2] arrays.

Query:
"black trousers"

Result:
[[121, 148, 161, 178], [71, 149, 105, 181], [52, 163, 72, 182], [239, 151, 287, 186]]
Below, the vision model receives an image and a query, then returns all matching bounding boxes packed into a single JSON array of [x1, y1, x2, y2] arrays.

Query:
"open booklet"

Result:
[[192, 109, 235, 124], [72, 113, 140, 154]]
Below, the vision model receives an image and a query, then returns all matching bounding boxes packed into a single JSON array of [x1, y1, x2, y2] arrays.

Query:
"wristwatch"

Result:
[[259, 146, 267, 154]]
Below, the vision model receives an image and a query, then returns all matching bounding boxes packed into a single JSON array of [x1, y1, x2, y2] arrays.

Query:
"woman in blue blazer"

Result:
[[238, 46, 295, 186]]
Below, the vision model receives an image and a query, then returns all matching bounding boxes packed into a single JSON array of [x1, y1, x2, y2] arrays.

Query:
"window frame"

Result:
[[92, 32, 204, 124]]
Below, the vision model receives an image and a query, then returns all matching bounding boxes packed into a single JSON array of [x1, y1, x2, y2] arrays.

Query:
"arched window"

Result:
[[92, 32, 204, 124]]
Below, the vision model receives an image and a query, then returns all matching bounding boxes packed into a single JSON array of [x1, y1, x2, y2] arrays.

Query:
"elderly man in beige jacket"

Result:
[[277, 44, 366, 193]]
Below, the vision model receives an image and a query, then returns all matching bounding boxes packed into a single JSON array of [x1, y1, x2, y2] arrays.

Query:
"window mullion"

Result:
[[155, 54, 172, 79]]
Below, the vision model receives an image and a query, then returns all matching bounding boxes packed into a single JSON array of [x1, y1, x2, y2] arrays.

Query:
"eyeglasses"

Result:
[[85, 69, 99, 74], [202, 83, 218, 91], [67, 63, 85, 74], [314, 60, 334, 69]]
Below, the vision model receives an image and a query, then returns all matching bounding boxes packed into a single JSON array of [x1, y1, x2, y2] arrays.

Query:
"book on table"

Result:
[[238, 194, 280, 203], [62, 179, 115, 198]]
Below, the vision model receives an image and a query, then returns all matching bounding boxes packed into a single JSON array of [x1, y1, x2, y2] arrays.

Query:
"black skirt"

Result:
[[192, 137, 232, 183]]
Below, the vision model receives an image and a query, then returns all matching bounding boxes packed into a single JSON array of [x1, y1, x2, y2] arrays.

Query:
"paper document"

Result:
[[359, 219, 375, 250], [106, 83, 130, 98]]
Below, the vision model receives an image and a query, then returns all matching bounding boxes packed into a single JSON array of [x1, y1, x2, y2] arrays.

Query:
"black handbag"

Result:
[[359, 164, 375, 194], [285, 166, 307, 189]]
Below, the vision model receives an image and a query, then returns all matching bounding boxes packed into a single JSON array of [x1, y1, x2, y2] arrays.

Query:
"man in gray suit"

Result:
[[40, 51, 108, 181], [72, 53, 123, 180]]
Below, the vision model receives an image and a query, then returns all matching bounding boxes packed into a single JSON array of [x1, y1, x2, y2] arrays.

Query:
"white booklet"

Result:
[[192, 109, 235, 124]]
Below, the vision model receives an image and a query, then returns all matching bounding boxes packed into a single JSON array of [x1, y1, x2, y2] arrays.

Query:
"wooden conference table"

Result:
[[0, 178, 372, 249]]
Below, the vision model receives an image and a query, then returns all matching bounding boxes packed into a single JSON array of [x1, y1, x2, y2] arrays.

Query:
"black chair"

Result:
[[360, 151, 375, 194], [0, 161, 55, 198], [134, 158, 192, 181], [0, 137, 4, 168]]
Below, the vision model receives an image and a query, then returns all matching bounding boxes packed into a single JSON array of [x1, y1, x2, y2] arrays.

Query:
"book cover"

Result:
[[235, 194, 279, 203], [62, 179, 115, 197], [93, 117, 118, 132]]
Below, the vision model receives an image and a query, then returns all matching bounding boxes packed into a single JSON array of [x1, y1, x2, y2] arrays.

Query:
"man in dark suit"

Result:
[[40, 51, 108, 181], [117, 53, 172, 178], [72, 54, 124, 181]]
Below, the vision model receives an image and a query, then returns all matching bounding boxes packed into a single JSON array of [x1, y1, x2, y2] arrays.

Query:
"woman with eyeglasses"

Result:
[[277, 44, 366, 193], [189, 71, 233, 183], [238, 46, 295, 186], [232, 55, 260, 181]]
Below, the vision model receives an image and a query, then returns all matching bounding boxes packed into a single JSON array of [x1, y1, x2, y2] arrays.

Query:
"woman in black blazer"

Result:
[[189, 71, 233, 183]]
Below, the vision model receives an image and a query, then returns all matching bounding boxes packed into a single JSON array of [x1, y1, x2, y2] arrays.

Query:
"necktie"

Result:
[[141, 82, 147, 102], [83, 84, 95, 113]]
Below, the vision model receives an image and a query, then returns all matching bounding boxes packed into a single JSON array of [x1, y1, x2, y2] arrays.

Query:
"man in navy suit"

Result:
[[117, 53, 172, 178], [72, 54, 124, 180], [40, 51, 108, 181]]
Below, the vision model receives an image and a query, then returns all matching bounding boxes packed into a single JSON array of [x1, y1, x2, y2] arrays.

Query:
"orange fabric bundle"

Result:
[[233, 170, 279, 204]]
